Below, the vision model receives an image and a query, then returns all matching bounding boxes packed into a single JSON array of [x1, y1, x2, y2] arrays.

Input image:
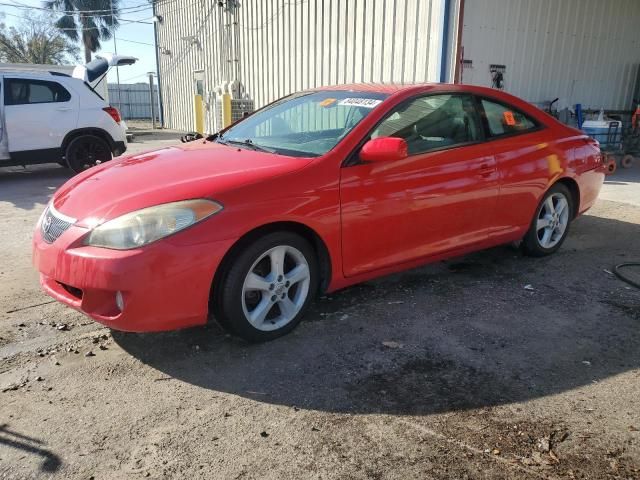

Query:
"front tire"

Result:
[[65, 135, 112, 174], [522, 183, 573, 257], [215, 232, 319, 342]]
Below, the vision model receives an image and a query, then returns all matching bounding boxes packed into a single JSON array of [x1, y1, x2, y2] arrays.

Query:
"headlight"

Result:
[[84, 199, 222, 250]]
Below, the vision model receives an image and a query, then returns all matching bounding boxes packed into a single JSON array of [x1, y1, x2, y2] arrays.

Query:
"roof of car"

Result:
[[313, 83, 439, 94], [311, 83, 515, 98], [311, 82, 517, 98], [0, 69, 71, 78]]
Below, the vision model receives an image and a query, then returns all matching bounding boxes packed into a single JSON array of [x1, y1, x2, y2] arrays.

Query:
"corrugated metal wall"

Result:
[[155, 0, 446, 132], [460, 0, 640, 110], [108, 83, 160, 120]]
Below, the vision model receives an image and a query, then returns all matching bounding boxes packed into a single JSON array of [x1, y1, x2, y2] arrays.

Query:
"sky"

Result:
[[0, 0, 158, 84]]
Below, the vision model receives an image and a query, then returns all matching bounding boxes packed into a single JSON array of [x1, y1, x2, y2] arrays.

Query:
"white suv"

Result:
[[0, 54, 136, 173]]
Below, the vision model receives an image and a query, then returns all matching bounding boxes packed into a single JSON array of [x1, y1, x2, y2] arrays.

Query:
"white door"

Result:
[[4, 77, 78, 154]]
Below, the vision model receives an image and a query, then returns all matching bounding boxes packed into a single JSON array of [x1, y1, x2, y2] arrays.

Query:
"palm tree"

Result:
[[45, 0, 120, 63]]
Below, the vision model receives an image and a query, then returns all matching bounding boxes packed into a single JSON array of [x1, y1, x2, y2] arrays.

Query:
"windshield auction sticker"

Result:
[[319, 98, 337, 107], [338, 98, 383, 108]]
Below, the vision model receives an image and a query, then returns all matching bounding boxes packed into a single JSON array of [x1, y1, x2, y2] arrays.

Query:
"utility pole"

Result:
[[148, 72, 156, 129], [110, 0, 122, 112]]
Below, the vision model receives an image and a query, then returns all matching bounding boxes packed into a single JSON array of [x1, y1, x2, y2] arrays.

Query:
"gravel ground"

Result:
[[0, 140, 639, 480]]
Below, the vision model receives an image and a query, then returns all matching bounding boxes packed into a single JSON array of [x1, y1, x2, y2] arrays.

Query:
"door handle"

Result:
[[56, 107, 72, 111]]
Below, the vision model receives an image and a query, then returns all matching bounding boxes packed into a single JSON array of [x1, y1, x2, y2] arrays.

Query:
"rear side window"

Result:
[[480, 98, 537, 137], [4, 78, 71, 106]]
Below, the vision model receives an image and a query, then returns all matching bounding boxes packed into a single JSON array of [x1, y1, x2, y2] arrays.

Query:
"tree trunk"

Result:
[[84, 41, 91, 63], [81, 14, 91, 63]]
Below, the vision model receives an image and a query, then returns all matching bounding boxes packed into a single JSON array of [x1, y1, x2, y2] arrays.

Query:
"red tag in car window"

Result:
[[503, 111, 516, 126]]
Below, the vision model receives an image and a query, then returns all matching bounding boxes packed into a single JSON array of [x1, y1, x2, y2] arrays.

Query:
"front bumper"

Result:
[[33, 223, 235, 332]]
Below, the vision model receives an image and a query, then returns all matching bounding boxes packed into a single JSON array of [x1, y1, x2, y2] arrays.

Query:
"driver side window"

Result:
[[372, 94, 482, 155]]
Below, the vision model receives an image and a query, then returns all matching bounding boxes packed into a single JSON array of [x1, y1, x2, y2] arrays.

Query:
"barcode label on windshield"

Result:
[[338, 98, 383, 108]]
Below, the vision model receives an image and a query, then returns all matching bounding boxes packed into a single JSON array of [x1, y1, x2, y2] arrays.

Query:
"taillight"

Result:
[[583, 137, 602, 165], [103, 106, 121, 124]]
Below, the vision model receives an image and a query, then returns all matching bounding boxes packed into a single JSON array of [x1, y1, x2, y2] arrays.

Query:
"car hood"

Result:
[[53, 141, 312, 226]]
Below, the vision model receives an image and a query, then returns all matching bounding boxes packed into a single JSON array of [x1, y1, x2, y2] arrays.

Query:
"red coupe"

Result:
[[33, 84, 605, 341]]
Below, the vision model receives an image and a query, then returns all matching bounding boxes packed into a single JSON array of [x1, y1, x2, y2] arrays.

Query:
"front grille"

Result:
[[41, 206, 74, 244]]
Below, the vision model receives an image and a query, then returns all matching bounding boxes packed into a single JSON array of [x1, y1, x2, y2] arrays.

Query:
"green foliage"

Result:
[[0, 13, 80, 64], [45, 0, 120, 63]]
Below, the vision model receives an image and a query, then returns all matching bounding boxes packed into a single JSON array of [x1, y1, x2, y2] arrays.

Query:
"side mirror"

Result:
[[359, 137, 408, 163]]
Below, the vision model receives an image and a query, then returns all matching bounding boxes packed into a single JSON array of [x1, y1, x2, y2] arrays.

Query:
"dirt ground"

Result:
[[0, 136, 639, 479]]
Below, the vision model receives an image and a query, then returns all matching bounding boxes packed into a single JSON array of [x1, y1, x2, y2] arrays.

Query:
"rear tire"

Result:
[[65, 135, 111, 174], [522, 183, 573, 257], [214, 232, 319, 342]]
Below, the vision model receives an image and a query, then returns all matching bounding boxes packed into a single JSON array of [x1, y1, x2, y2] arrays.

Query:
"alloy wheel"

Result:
[[241, 245, 311, 331], [536, 192, 570, 249], [67, 137, 110, 173]]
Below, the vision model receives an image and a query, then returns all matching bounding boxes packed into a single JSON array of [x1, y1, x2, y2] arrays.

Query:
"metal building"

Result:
[[154, 0, 452, 132], [153, 0, 640, 133], [459, 0, 640, 111]]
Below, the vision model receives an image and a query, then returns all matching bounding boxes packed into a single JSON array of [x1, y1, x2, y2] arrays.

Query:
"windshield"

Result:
[[218, 90, 389, 157]]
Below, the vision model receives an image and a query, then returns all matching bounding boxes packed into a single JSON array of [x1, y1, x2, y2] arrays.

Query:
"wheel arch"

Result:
[[554, 176, 580, 219], [210, 221, 333, 317], [61, 128, 116, 154]]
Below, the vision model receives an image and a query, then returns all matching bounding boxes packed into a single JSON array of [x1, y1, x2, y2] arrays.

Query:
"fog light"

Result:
[[115, 291, 124, 311]]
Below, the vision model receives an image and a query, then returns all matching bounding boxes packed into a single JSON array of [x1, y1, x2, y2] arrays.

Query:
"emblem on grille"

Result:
[[40, 206, 75, 244], [42, 215, 52, 234]]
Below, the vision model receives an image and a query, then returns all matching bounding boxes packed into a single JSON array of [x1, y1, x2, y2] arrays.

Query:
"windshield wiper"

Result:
[[219, 138, 276, 154]]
